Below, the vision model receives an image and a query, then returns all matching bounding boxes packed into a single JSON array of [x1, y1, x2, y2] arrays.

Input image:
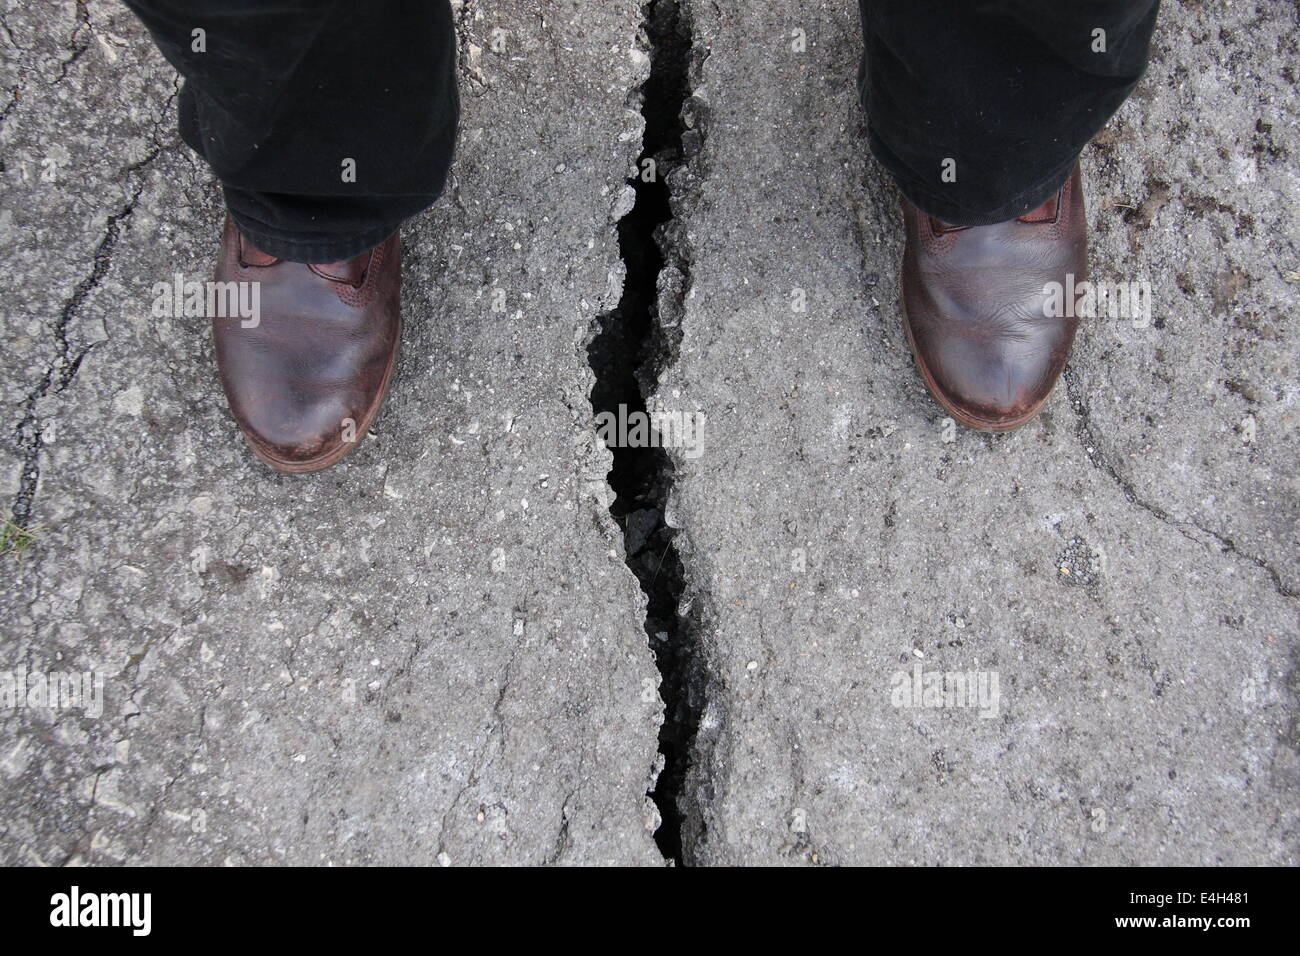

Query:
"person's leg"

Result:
[[124, 0, 459, 262], [857, 1, 1160, 431], [858, 0, 1159, 226], [124, 0, 459, 472]]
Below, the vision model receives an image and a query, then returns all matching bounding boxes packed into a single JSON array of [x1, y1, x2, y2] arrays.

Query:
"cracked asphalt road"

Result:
[[2, 0, 661, 866], [1, 0, 1296, 866]]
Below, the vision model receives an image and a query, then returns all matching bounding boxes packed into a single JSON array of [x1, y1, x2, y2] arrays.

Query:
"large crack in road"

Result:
[[586, 0, 708, 864]]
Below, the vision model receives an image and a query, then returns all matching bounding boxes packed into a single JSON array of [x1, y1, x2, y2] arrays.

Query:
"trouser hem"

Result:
[[227, 214, 399, 263], [879, 143, 1080, 227]]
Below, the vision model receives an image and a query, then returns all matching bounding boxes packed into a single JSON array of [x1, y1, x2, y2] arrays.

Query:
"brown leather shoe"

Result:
[[900, 164, 1087, 431], [212, 218, 401, 473]]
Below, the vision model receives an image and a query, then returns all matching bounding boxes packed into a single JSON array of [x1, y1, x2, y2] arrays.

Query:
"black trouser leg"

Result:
[[858, 0, 1160, 226], [123, 0, 459, 262]]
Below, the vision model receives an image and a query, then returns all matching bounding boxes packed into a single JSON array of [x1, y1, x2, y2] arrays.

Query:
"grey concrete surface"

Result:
[[1, 0, 663, 865], [1, 0, 1296, 867], [663, 0, 1298, 864]]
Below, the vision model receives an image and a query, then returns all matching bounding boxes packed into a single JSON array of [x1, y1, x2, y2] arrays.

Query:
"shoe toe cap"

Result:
[[912, 316, 1073, 429], [232, 387, 364, 468], [935, 338, 1066, 424]]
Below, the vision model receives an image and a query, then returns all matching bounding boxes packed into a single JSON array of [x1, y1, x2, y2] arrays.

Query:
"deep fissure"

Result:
[[586, 0, 702, 863]]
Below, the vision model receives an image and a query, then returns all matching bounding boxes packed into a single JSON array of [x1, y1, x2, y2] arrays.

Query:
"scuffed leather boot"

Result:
[[901, 164, 1087, 431], [211, 218, 401, 472]]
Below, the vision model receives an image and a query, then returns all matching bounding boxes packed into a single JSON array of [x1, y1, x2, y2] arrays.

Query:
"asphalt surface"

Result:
[[0, 0, 1295, 865]]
